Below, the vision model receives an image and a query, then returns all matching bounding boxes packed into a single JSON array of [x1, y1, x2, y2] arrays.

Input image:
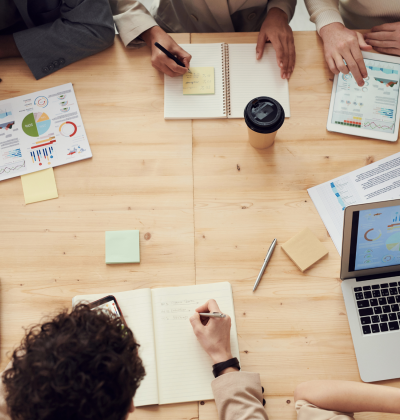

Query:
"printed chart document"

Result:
[[308, 152, 400, 255], [0, 83, 92, 181], [73, 282, 240, 407]]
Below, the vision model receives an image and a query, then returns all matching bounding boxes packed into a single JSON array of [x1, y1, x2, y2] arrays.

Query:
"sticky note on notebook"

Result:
[[106, 230, 140, 264], [281, 228, 328, 272], [183, 67, 215, 95], [21, 168, 58, 204]]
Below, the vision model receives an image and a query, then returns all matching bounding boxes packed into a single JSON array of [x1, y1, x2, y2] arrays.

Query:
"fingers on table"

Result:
[[256, 33, 267, 60], [371, 22, 398, 32]]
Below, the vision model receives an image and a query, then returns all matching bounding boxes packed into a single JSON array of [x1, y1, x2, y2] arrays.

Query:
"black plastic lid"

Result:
[[244, 97, 285, 134]]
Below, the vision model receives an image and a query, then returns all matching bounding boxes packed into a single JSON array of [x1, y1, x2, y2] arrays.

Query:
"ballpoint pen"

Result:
[[154, 42, 192, 73], [253, 239, 277, 292], [199, 312, 226, 318]]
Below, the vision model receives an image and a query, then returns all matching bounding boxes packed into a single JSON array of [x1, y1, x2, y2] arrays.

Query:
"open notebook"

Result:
[[165, 43, 290, 119], [72, 282, 239, 407]]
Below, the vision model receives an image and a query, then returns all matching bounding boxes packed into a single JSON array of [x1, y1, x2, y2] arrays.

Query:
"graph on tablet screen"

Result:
[[332, 58, 400, 134]]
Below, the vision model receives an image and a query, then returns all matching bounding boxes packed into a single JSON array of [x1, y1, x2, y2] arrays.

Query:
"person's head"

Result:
[[3, 304, 145, 420]]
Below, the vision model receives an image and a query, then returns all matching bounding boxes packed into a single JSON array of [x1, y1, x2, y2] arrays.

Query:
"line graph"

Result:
[[0, 159, 25, 175], [364, 121, 395, 131]]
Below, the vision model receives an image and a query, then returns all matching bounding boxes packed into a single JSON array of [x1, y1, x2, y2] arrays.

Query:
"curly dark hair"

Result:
[[3, 304, 145, 420]]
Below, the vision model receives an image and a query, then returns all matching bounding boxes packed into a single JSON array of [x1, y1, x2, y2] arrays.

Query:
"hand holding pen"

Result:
[[141, 26, 192, 77], [190, 299, 233, 364]]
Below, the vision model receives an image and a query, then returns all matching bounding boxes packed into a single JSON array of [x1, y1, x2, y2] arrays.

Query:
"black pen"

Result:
[[154, 42, 191, 73]]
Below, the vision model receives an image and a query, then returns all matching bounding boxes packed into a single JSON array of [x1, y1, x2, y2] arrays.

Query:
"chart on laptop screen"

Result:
[[332, 58, 400, 134], [355, 206, 400, 270]]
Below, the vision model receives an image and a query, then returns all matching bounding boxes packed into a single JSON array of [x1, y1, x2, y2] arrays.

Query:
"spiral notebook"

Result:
[[72, 282, 240, 407], [164, 43, 290, 119]]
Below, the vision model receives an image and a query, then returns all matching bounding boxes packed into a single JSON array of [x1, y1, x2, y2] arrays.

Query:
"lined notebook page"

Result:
[[228, 43, 291, 118], [164, 44, 225, 119], [151, 282, 240, 405], [72, 289, 159, 407]]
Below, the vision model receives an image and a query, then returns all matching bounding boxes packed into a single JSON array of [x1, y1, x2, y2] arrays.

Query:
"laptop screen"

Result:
[[349, 204, 400, 271]]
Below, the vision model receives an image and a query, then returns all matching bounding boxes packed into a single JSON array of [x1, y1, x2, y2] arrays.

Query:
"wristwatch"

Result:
[[212, 357, 241, 378]]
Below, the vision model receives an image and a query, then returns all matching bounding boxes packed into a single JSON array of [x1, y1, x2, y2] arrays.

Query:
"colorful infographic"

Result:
[[22, 112, 51, 137], [0, 83, 92, 181]]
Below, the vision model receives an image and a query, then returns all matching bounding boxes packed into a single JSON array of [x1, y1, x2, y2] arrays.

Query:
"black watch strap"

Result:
[[212, 357, 241, 378]]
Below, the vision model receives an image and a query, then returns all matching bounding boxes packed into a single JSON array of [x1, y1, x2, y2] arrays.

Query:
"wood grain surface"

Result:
[[1, 30, 400, 420], [192, 32, 400, 420]]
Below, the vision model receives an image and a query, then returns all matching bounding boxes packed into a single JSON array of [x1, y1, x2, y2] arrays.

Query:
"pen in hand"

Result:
[[199, 312, 226, 318], [154, 42, 192, 73]]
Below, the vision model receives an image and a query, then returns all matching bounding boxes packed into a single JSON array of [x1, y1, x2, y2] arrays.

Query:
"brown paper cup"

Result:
[[247, 127, 277, 149]]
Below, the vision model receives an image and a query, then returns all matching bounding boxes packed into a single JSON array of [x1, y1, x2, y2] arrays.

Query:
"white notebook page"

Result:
[[228, 43, 291, 118], [151, 282, 240, 405], [72, 289, 159, 407], [164, 44, 225, 119]]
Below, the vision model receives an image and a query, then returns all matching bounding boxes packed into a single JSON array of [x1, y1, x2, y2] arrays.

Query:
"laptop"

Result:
[[341, 199, 400, 382]]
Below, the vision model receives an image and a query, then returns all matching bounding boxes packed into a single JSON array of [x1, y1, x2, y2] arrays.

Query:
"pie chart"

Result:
[[59, 121, 77, 137], [364, 228, 382, 241], [22, 112, 51, 137], [386, 232, 400, 251]]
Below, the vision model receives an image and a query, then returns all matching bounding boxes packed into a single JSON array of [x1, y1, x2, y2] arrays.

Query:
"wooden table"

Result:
[[1, 31, 399, 420]]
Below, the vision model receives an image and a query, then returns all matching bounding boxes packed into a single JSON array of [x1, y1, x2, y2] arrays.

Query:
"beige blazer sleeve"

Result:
[[109, 0, 157, 47], [304, 0, 343, 33], [295, 400, 355, 420], [212, 371, 268, 420]]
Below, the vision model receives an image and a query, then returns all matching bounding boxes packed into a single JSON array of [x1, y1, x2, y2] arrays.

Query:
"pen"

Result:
[[199, 312, 226, 318], [253, 239, 277, 292], [154, 42, 191, 73]]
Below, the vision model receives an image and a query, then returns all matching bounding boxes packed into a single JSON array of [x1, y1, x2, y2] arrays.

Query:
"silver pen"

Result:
[[199, 312, 226, 318], [253, 239, 277, 292]]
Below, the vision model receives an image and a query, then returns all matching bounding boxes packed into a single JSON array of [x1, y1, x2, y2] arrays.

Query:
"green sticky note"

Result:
[[105, 230, 140, 264]]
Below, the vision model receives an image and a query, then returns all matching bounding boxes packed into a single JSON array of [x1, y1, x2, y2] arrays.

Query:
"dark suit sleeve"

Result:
[[13, 0, 115, 80]]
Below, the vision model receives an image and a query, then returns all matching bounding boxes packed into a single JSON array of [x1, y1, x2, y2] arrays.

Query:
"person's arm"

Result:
[[256, 7, 296, 80], [190, 299, 268, 420], [10, 0, 115, 80], [110, 0, 191, 77], [304, 0, 372, 87], [364, 22, 400, 56], [294, 380, 400, 414], [109, 0, 157, 48]]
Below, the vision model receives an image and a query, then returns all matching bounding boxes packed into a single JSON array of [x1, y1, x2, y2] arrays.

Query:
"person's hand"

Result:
[[190, 299, 233, 364], [320, 22, 372, 86], [141, 26, 191, 77], [256, 7, 295, 80], [364, 22, 400, 56]]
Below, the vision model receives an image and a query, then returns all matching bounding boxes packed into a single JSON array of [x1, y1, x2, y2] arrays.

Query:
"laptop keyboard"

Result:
[[355, 282, 400, 335]]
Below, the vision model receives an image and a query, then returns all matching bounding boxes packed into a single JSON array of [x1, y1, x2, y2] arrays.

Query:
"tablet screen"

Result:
[[332, 58, 400, 134], [350, 204, 400, 271]]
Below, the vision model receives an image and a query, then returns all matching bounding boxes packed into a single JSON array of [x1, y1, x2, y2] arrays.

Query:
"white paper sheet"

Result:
[[0, 83, 91, 181], [308, 152, 400, 255]]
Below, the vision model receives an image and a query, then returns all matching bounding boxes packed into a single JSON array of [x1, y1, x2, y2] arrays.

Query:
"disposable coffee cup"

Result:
[[244, 97, 285, 149]]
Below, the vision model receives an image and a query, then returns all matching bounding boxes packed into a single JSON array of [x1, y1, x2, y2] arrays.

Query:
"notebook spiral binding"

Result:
[[222, 43, 231, 116]]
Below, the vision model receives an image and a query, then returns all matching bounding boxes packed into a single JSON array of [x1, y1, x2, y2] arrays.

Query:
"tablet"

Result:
[[327, 51, 400, 142]]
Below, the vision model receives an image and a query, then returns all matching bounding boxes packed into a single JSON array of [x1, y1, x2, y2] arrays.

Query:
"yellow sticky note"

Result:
[[183, 67, 215, 95], [21, 168, 58, 204], [281, 228, 329, 272]]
